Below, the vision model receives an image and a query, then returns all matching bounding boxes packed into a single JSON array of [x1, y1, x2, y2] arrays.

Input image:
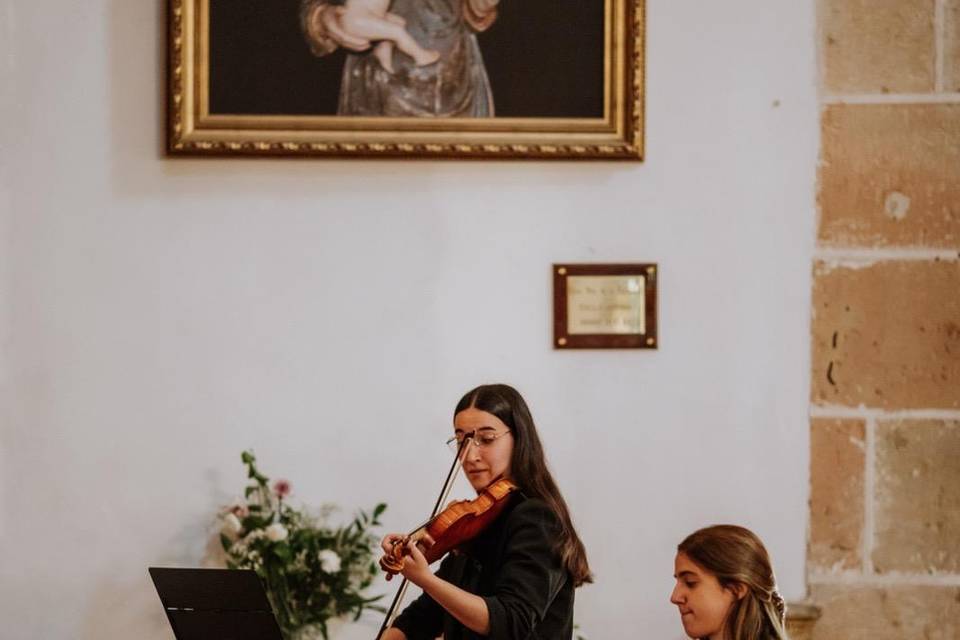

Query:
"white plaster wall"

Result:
[[1, 0, 16, 547], [0, 1, 818, 638]]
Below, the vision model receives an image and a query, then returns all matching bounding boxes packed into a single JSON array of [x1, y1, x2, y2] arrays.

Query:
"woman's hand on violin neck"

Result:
[[379, 532, 435, 556], [380, 533, 407, 556], [397, 538, 433, 587]]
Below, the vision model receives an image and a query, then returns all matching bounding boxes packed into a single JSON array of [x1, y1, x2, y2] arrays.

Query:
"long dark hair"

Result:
[[678, 525, 786, 640], [455, 383, 593, 587]]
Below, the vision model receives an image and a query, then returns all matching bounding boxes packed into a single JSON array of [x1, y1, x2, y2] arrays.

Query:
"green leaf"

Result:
[[243, 515, 268, 530], [220, 534, 233, 552]]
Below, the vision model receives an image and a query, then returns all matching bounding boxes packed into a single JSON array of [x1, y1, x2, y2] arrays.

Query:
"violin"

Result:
[[374, 439, 516, 639], [379, 478, 518, 577]]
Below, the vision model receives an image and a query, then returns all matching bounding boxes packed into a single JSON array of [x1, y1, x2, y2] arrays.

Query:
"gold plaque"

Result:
[[566, 276, 646, 335], [553, 264, 657, 349]]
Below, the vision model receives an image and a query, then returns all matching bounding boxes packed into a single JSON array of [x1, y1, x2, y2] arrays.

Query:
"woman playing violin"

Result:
[[379, 383, 592, 640]]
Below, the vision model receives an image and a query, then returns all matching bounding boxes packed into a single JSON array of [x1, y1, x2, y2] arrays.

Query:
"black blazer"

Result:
[[392, 494, 574, 639]]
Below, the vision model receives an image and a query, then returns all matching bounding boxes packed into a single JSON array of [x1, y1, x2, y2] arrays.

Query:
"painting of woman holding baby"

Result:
[[181, 0, 626, 157], [299, 0, 502, 117]]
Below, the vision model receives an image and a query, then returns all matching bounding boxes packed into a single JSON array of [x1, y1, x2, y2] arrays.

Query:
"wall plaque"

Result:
[[553, 263, 658, 349]]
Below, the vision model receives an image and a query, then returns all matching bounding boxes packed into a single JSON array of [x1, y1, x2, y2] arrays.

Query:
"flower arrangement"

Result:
[[219, 451, 386, 639]]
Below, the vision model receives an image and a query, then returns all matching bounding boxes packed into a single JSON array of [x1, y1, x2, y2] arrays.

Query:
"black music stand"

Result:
[[149, 567, 284, 640]]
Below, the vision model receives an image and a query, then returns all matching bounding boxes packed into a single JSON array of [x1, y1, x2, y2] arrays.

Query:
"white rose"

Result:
[[317, 549, 341, 573], [221, 513, 243, 537], [265, 523, 289, 542]]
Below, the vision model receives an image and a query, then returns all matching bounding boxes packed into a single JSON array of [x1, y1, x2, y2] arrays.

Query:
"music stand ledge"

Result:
[[149, 567, 284, 640]]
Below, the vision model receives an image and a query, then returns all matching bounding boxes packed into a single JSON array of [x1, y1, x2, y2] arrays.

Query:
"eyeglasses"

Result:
[[445, 430, 511, 454]]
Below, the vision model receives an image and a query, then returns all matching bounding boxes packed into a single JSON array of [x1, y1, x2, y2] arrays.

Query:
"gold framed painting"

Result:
[[167, 0, 645, 159]]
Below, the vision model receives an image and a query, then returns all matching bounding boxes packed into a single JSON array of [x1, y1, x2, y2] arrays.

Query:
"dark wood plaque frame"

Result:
[[553, 263, 658, 349]]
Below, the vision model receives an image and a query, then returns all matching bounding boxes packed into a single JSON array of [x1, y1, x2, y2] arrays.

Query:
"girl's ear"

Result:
[[729, 582, 749, 600]]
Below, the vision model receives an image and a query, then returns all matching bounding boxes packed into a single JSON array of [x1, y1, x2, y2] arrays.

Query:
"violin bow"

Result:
[[374, 438, 469, 639]]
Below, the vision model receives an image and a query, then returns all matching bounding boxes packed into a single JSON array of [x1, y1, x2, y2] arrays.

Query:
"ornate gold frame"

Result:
[[167, 0, 644, 159]]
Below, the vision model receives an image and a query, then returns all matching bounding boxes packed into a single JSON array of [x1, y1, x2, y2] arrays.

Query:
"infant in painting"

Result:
[[338, 0, 440, 73]]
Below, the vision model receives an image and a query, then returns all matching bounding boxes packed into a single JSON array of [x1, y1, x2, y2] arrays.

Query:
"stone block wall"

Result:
[[810, 1, 960, 636]]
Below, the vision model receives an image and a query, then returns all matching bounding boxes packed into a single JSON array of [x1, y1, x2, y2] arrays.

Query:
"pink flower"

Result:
[[273, 479, 292, 498]]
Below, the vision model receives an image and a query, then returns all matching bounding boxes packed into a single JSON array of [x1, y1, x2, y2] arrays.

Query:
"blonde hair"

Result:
[[678, 525, 787, 640]]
